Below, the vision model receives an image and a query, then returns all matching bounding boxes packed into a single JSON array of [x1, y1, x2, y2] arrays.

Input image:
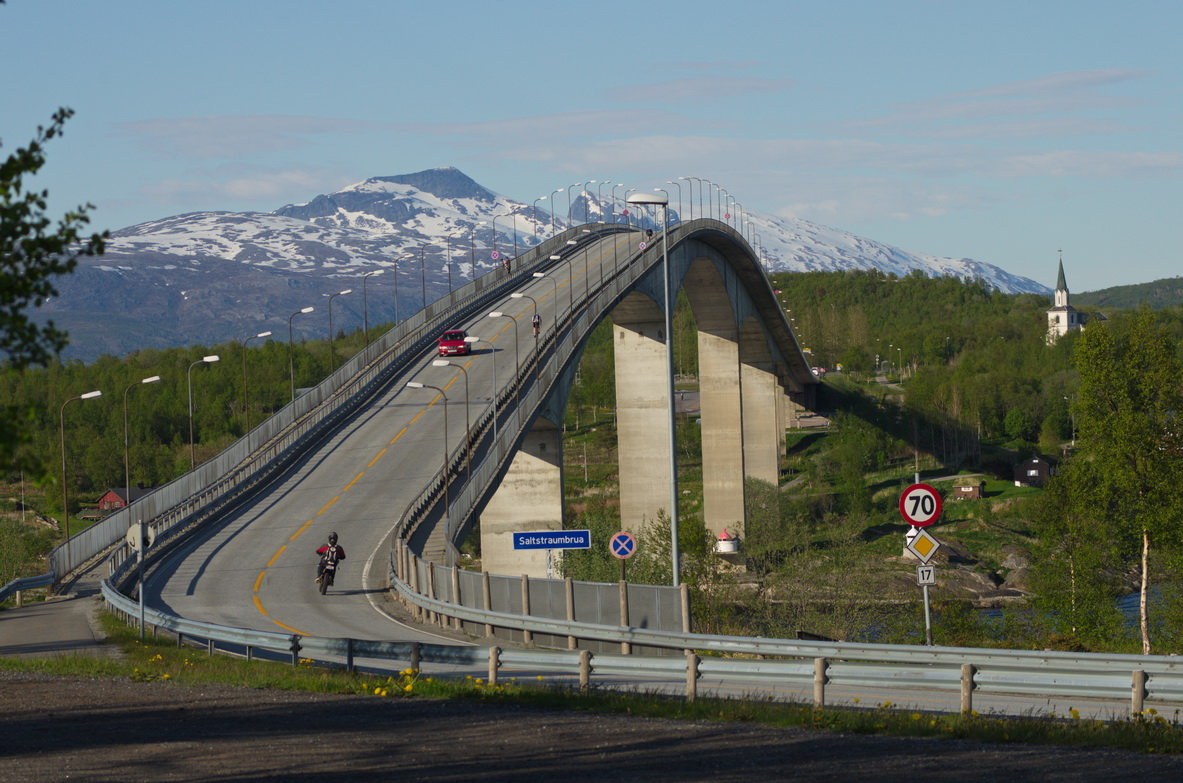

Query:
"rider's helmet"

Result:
[[328, 532, 338, 545]]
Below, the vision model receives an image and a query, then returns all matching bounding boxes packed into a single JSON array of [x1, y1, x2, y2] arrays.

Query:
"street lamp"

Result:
[[654, 188, 670, 229], [510, 292, 539, 340], [361, 270, 384, 343], [531, 196, 547, 241], [626, 190, 680, 586], [465, 335, 496, 443], [288, 306, 314, 402], [665, 181, 683, 222], [240, 330, 271, 431], [326, 289, 352, 373], [188, 354, 220, 470], [611, 183, 626, 223], [468, 221, 486, 281], [60, 390, 102, 539], [488, 311, 520, 407], [549, 188, 565, 235], [433, 359, 472, 479], [405, 381, 451, 528], [124, 375, 161, 501], [532, 271, 559, 329], [567, 182, 584, 225]]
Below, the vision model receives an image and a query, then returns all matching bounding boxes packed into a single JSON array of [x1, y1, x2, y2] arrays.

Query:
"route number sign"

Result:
[[916, 565, 936, 586], [899, 483, 942, 527], [609, 531, 637, 560]]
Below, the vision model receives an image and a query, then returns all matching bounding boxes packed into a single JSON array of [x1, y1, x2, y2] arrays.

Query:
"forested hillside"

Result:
[[1073, 276, 1183, 310]]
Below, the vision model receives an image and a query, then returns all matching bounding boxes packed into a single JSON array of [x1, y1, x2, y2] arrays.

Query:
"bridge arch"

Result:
[[412, 219, 818, 573]]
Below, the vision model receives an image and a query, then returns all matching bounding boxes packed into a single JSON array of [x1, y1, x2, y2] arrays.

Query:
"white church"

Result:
[[1046, 257, 1083, 344]]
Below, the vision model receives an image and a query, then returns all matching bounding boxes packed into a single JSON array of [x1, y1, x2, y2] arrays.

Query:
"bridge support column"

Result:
[[741, 362, 780, 485], [480, 417, 564, 578], [613, 316, 674, 532], [698, 328, 745, 538]]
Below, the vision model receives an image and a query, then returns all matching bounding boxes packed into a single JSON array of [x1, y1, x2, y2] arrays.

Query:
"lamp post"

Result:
[[623, 189, 637, 227], [326, 288, 352, 373], [654, 188, 670, 229], [288, 306, 314, 402], [567, 182, 584, 225], [361, 270, 384, 343], [468, 221, 485, 281], [60, 390, 102, 538], [418, 246, 428, 311], [564, 240, 579, 310], [445, 235, 455, 292], [549, 188, 565, 235], [510, 292, 539, 340], [532, 196, 547, 241], [611, 183, 626, 223], [627, 191, 680, 586], [531, 271, 559, 330], [392, 258, 402, 324], [240, 330, 271, 431], [123, 375, 161, 501], [488, 311, 520, 407], [665, 181, 683, 223], [465, 334, 496, 443], [492, 211, 510, 260], [433, 358, 472, 479], [188, 355, 220, 470], [405, 381, 450, 528]]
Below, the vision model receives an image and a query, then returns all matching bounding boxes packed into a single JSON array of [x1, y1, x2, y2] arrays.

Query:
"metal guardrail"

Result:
[[0, 573, 55, 605]]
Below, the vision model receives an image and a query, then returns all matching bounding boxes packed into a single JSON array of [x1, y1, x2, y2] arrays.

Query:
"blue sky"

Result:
[[3, 0, 1180, 292]]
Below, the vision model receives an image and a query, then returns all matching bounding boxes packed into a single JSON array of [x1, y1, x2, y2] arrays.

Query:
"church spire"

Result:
[[1055, 250, 1067, 293]]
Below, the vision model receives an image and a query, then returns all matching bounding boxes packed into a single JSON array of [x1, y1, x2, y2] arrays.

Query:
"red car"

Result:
[[437, 329, 470, 356]]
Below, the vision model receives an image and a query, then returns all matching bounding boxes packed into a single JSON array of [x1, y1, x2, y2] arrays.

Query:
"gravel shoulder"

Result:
[[4, 671, 1183, 781]]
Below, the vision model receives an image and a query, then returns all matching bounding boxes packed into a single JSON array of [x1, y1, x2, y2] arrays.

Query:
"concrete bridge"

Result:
[[46, 217, 815, 640]]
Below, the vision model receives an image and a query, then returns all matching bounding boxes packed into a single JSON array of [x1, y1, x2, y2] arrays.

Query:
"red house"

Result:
[[96, 486, 153, 513]]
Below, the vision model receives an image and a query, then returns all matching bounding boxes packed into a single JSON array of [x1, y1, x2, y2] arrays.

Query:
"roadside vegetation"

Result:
[[3, 614, 1183, 755]]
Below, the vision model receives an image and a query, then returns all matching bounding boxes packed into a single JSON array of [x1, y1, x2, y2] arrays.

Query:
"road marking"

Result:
[[253, 595, 268, 615], [289, 520, 315, 542], [368, 448, 388, 466], [266, 545, 287, 567], [389, 427, 408, 445], [344, 472, 364, 491], [316, 496, 339, 515], [253, 572, 265, 592]]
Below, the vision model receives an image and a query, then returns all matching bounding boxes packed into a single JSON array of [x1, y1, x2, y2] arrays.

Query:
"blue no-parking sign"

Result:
[[609, 531, 637, 560]]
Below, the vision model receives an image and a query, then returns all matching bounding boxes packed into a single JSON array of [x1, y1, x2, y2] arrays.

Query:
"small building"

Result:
[[96, 486, 153, 513], [952, 478, 986, 500], [1014, 457, 1053, 488]]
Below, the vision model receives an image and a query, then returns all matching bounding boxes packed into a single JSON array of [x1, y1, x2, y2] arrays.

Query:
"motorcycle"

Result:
[[315, 554, 337, 595]]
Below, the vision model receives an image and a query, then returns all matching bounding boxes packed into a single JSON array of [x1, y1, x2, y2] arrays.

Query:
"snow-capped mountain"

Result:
[[39, 167, 1047, 361]]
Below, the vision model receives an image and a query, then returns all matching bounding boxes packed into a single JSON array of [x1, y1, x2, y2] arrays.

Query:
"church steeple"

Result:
[[1054, 251, 1069, 308], [1047, 251, 1079, 343]]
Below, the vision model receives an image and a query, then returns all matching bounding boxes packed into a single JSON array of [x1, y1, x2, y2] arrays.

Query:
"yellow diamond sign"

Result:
[[906, 528, 941, 564]]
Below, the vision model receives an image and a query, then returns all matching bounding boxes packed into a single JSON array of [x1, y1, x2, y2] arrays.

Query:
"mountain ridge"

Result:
[[41, 168, 1056, 362]]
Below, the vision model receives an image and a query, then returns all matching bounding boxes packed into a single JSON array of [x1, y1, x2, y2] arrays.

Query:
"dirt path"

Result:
[[3, 671, 1182, 781]]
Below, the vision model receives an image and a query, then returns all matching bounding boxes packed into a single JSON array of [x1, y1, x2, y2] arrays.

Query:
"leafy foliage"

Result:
[[1, 108, 108, 471]]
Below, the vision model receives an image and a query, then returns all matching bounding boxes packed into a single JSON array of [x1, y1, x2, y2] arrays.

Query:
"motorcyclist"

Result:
[[316, 532, 346, 585], [531, 312, 541, 338]]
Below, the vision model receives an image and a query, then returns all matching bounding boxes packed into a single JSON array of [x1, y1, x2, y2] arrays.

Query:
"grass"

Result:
[[2, 613, 1183, 755]]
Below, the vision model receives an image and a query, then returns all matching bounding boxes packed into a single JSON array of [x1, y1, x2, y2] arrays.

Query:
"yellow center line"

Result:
[[344, 472, 364, 491], [289, 519, 315, 542], [253, 571, 265, 592], [253, 595, 269, 615], [368, 448, 388, 466], [389, 427, 408, 445], [266, 545, 287, 567], [315, 496, 339, 516]]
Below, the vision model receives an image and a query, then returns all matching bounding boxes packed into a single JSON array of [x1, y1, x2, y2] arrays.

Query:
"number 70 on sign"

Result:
[[899, 483, 942, 527]]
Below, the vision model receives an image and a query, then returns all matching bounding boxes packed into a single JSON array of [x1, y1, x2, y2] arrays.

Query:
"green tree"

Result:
[[1, 108, 107, 470], [1072, 310, 1183, 653]]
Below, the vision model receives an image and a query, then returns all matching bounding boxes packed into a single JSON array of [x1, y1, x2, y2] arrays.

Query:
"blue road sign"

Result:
[[512, 530, 592, 550], [609, 531, 637, 560]]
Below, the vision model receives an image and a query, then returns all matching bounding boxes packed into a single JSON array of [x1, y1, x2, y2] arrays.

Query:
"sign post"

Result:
[[609, 531, 637, 581], [899, 483, 942, 645], [127, 522, 155, 640]]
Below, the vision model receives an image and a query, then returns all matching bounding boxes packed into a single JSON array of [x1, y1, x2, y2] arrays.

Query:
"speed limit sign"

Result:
[[899, 483, 942, 527]]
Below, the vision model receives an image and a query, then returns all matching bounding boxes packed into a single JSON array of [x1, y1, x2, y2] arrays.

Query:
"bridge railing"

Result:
[[50, 224, 623, 583]]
